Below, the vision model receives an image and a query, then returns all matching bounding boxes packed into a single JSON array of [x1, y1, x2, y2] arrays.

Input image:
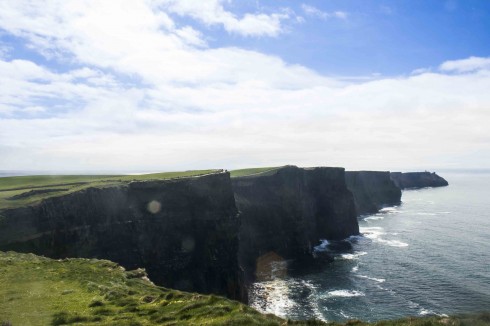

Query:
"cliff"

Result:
[[390, 172, 449, 189], [0, 172, 242, 299], [231, 166, 359, 280], [345, 171, 402, 216]]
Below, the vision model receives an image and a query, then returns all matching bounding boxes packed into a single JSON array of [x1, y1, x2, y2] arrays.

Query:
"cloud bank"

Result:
[[0, 1, 489, 171]]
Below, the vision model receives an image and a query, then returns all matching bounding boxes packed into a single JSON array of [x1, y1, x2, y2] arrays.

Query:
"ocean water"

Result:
[[249, 172, 490, 322]]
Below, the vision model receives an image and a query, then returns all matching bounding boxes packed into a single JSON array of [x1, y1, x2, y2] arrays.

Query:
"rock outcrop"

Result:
[[231, 166, 359, 281], [345, 171, 402, 216], [390, 172, 448, 189], [0, 172, 242, 299]]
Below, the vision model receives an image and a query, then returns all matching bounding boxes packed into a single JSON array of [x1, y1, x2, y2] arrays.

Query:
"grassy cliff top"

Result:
[[0, 170, 219, 210], [1, 251, 488, 326], [229, 167, 281, 178]]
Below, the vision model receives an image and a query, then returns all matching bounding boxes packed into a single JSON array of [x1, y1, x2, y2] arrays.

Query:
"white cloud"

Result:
[[439, 56, 490, 73], [159, 0, 290, 37], [301, 4, 347, 20], [0, 1, 489, 171]]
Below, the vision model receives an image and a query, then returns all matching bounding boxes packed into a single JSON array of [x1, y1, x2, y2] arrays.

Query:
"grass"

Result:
[[0, 170, 219, 210], [0, 252, 489, 326], [0, 251, 286, 325], [229, 167, 281, 178]]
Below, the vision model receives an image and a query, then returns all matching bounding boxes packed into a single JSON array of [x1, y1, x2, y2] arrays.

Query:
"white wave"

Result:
[[360, 227, 385, 240], [364, 215, 385, 221], [326, 290, 365, 298], [313, 239, 330, 252], [419, 308, 434, 316], [419, 308, 448, 317], [352, 265, 359, 272], [379, 207, 398, 213], [339, 310, 352, 319], [249, 279, 297, 317], [360, 226, 384, 231], [360, 226, 408, 247], [377, 238, 409, 247], [336, 252, 367, 260], [346, 234, 364, 242], [356, 275, 385, 283]]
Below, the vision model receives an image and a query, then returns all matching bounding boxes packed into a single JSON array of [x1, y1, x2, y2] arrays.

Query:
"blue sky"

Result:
[[188, 0, 490, 76], [0, 1, 490, 171]]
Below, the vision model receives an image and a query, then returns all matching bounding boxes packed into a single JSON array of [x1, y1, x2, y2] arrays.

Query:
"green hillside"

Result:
[[0, 251, 286, 326]]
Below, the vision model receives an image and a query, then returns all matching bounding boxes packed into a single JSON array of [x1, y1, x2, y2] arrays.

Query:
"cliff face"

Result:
[[345, 171, 402, 216], [390, 172, 449, 189], [0, 172, 242, 299], [231, 166, 359, 280]]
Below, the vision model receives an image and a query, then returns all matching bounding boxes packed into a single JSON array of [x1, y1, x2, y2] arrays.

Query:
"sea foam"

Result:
[[326, 290, 365, 298], [356, 274, 385, 283], [336, 252, 367, 260]]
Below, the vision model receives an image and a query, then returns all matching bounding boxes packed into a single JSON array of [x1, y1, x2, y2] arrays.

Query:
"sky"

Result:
[[0, 0, 490, 172]]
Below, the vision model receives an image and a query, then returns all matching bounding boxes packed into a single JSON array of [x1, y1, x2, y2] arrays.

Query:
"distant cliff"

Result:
[[231, 166, 359, 281], [0, 172, 242, 300], [345, 171, 402, 216], [390, 172, 448, 189]]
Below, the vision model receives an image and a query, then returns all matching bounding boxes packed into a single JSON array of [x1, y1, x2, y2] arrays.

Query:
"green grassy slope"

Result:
[[0, 170, 219, 210], [0, 251, 287, 326]]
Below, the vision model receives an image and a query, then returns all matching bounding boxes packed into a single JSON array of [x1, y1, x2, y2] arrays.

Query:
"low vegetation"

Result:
[[0, 251, 286, 325], [229, 167, 280, 178], [0, 170, 219, 210]]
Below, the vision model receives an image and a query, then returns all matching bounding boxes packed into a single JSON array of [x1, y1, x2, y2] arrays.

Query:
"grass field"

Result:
[[0, 170, 219, 210]]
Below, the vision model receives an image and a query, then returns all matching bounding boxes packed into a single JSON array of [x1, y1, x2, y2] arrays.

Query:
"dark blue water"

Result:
[[249, 172, 490, 322]]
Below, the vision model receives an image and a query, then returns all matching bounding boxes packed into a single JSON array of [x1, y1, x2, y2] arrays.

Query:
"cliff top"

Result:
[[0, 169, 221, 210], [230, 165, 346, 179], [229, 166, 281, 178]]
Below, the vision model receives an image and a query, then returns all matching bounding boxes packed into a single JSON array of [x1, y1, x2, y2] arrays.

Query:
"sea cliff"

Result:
[[390, 172, 449, 189], [345, 171, 402, 216], [231, 166, 359, 280], [0, 172, 242, 299]]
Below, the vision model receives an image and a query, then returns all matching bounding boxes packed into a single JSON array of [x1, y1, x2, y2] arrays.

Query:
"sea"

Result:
[[249, 171, 490, 322]]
